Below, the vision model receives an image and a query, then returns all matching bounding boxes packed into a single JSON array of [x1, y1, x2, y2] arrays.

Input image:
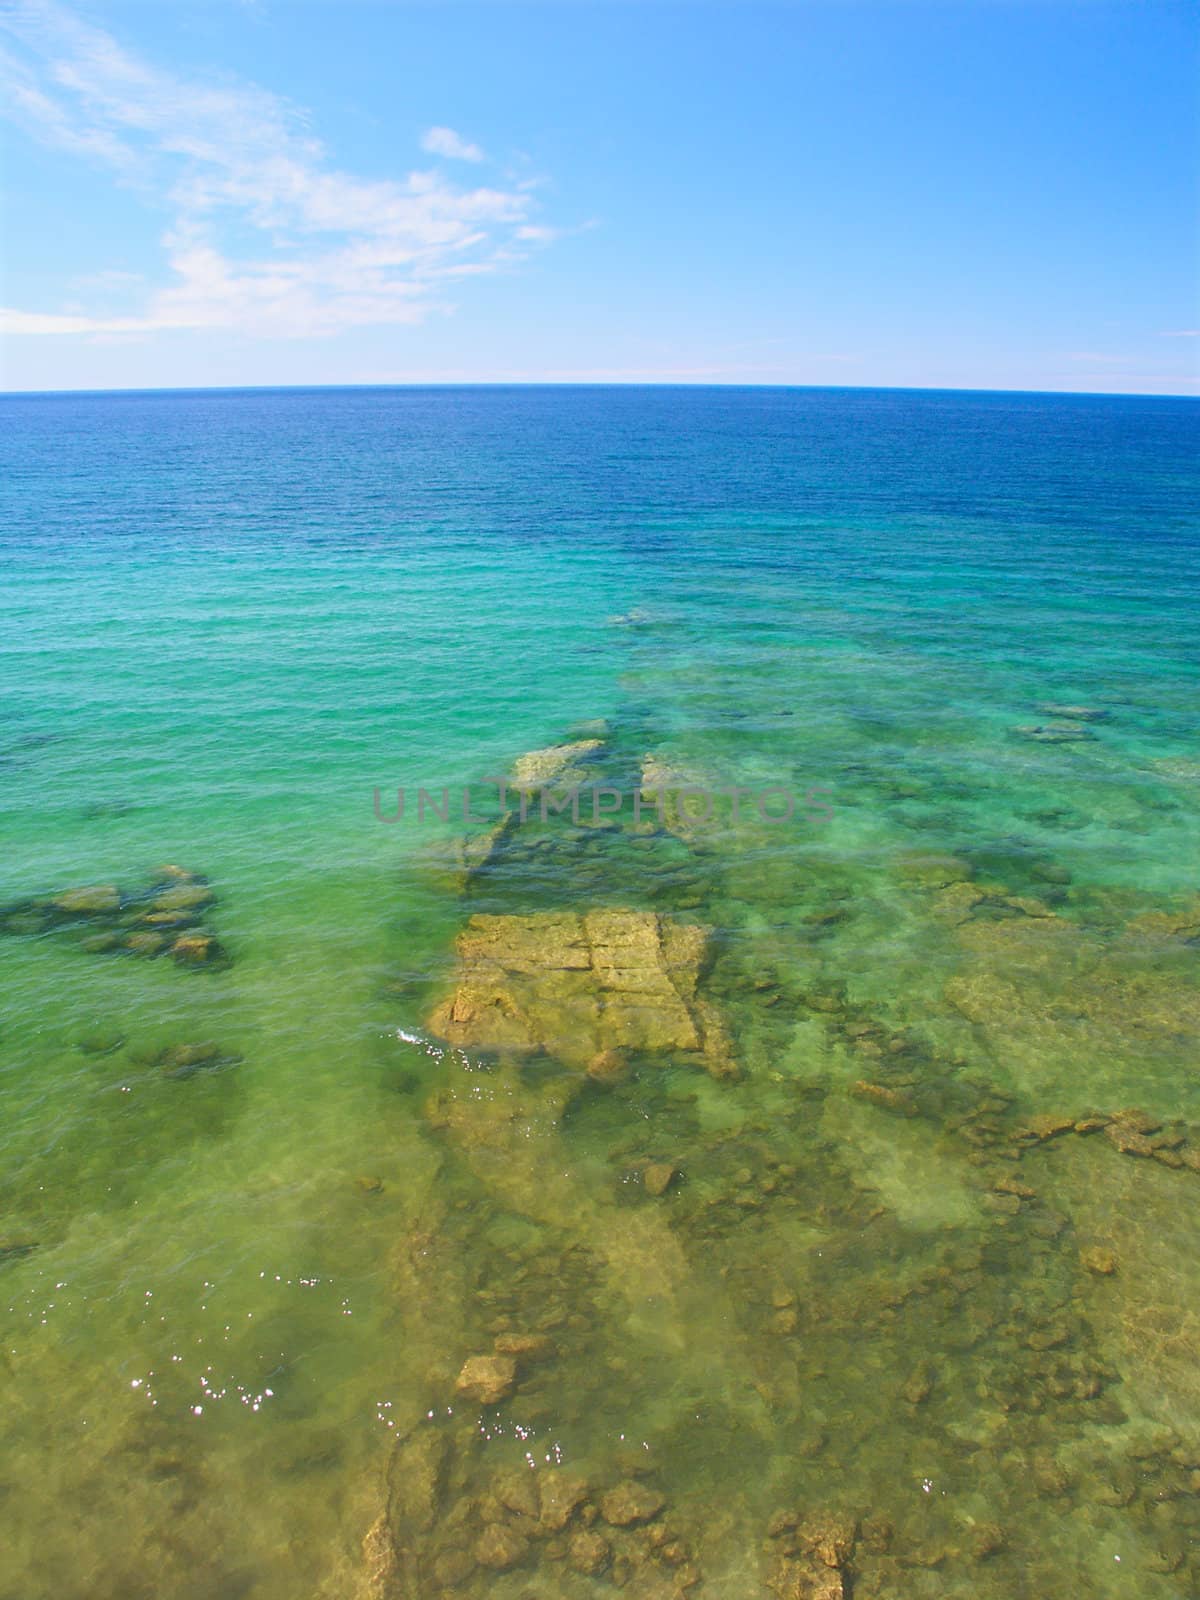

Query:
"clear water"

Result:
[[1, 386, 1198, 1598]]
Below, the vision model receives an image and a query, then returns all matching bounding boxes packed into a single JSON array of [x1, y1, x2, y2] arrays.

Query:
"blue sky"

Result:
[[1, 0, 1197, 393]]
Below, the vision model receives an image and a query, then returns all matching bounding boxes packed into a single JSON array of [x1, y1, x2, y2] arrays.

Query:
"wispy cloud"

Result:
[[420, 125, 485, 163], [1158, 329, 1199, 338], [0, 1, 553, 338]]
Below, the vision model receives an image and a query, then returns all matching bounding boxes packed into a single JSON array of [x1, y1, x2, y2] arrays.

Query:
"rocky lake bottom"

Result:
[[1, 384, 1197, 1598]]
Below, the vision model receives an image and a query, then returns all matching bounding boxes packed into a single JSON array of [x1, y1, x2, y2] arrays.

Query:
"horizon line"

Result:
[[1, 379, 1197, 402]]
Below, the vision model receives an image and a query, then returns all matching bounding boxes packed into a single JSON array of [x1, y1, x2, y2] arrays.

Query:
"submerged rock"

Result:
[[599, 1481, 665, 1526], [568, 1529, 611, 1574], [1011, 722, 1095, 744], [473, 1522, 528, 1571], [455, 1354, 517, 1405], [157, 1041, 238, 1080], [643, 1162, 679, 1197], [170, 932, 225, 967], [1036, 703, 1110, 721], [452, 810, 517, 889], [52, 885, 120, 915], [539, 1473, 589, 1531], [1080, 1245, 1118, 1275], [587, 1048, 630, 1085], [493, 1330, 555, 1363], [75, 1031, 124, 1056], [151, 883, 215, 913], [0, 1240, 39, 1265], [428, 909, 737, 1077], [511, 739, 604, 788]]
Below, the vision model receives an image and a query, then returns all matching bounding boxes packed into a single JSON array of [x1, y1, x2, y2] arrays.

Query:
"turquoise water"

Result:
[[1, 386, 1198, 1598]]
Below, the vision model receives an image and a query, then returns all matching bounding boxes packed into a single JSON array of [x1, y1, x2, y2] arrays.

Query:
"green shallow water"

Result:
[[1, 385, 1199, 1598]]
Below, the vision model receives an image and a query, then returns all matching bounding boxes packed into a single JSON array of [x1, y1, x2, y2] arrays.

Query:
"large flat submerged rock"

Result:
[[428, 908, 737, 1077]]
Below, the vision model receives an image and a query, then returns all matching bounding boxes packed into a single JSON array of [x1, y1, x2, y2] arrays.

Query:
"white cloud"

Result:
[[419, 125, 485, 163], [1158, 329, 1199, 338], [0, 2, 553, 338]]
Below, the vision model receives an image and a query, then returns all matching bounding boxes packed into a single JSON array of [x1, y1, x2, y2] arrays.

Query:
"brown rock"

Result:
[[512, 739, 603, 788], [852, 1081, 915, 1115], [455, 1354, 517, 1405], [494, 1469, 540, 1521], [587, 1048, 629, 1084], [901, 1366, 934, 1405], [539, 1472, 589, 1531], [643, 1162, 678, 1197], [568, 1529, 611, 1575], [599, 1480, 665, 1526], [494, 1331, 555, 1363], [1105, 1123, 1156, 1157], [1080, 1245, 1118, 1276], [796, 1512, 857, 1568], [170, 933, 224, 966], [1110, 1107, 1162, 1135], [994, 1175, 1036, 1198], [768, 1556, 844, 1600], [1019, 1113, 1075, 1142], [428, 910, 736, 1076], [53, 885, 121, 915], [152, 883, 215, 912], [158, 1041, 222, 1075], [432, 1548, 476, 1585], [474, 1522, 528, 1571]]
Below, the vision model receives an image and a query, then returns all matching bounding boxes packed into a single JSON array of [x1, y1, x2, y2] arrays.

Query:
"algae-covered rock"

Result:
[[455, 1353, 517, 1405], [75, 1031, 124, 1056], [568, 1528, 611, 1574], [1080, 1245, 1118, 1275], [157, 1041, 239, 1080], [474, 1522, 529, 1570], [587, 1048, 629, 1085], [599, 1480, 665, 1526], [643, 1162, 679, 1197], [0, 1240, 39, 1265], [452, 810, 517, 890], [539, 1473, 589, 1530], [170, 932, 225, 967], [52, 885, 121, 915], [511, 739, 603, 788], [639, 754, 717, 839], [428, 909, 736, 1077], [493, 1330, 555, 1363], [152, 883, 215, 913]]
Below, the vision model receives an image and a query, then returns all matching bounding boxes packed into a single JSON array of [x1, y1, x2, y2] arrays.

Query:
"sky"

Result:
[[1, 0, 1197, 394]]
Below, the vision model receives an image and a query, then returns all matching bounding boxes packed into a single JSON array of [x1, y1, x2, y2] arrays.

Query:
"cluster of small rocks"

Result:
[[1014, 1105, 1200, 1175], [0, 865, 226, 967], [764, 1511, 859, 1599], [379, 1426, 698, 1597]]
